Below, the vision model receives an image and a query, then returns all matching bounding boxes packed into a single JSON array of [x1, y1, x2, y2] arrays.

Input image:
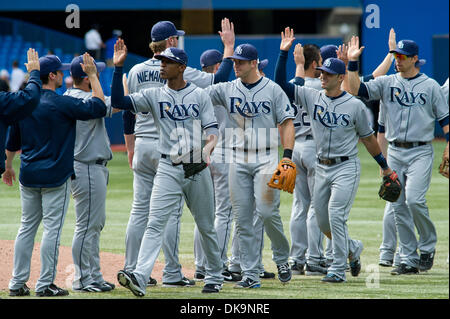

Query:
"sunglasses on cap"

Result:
[[393, 53, 414, 61]]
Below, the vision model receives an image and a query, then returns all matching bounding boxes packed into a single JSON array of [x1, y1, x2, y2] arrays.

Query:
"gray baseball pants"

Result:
[[9, 178, 71, 292], [131, 158, 223, 290], [71, 160, 109, 289], [124, 137, 185, 283]]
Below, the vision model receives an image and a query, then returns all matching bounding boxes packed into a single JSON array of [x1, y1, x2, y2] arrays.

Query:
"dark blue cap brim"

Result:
[[390, 49, 415, 56], [154, 54, 186, 65], [177, 30, 185, 37], [316, 66, 340, 75], [415, 59, 426, 67], [226, 55, 252, 61], [96, 62, 106, 72], [59, 64, 71, 71]]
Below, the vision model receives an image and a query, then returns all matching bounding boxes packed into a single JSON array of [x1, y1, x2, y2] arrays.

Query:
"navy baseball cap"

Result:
[[70, 55, 106, 78], [154, 47, 188, 65], [316, 58, 346, 75], [320, 45, 338, 61], [258, 59, 269, 71], [151, 21, 185, 42], [39, 55, 70, 75], [390, 40, 419, 56], [200, 49, 223, 68], [227, 44, 258, 61]]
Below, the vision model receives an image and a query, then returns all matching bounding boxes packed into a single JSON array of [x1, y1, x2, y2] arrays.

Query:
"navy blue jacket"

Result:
[[6, 89, 106, 188], [0, 70, 42, 177]]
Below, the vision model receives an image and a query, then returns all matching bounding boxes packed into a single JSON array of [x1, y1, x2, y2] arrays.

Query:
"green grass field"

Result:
[[0, 141, 448, 300]]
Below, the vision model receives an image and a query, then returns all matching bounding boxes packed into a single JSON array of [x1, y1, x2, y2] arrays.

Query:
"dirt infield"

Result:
[[0, 240, 193, 291]]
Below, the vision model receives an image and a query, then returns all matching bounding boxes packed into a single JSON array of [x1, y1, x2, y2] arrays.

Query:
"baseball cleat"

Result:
[[36, 284, 69, 297], [117, 270, 145, 297], [321, 273, 346, 283], [350, 258, 362, 277], [419, 250, 435, 272], [147, 276, 157, 286], [390, 264, 419, 275], [162, 276, 195, 288], [202, 283, 222, 293], [234, 278, 261, 289], [194, 271, 205, 281], [290, 262, 305, 275], [222, 269, 242, 282], [102, 281, 115, 290], [305, 263, 328, 276], [259, 271, 275, 279], [276, 263, 292, 283], [379, 259, 393, 267], [9, 284, 30, 297]]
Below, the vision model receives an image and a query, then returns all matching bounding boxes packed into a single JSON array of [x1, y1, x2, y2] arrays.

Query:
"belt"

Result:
[[75, 159, 108, 166], [389, 141, 428, 149], [95, 159, 108, 166], [232, 147, 272, 152], [318, 156, 349, 166]]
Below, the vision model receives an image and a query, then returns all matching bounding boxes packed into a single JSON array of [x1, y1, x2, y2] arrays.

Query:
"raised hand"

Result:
[[114, 38, 128, 67], [80, 52, 97, 77], [348, 35, 365, 61], [293, 43, 305, 66], [337, 43, 349, 66], [388, 28, 397, 52], [24, 48, 40, 72], [280, 27, 295, 52], [219, 17, 235, 48]]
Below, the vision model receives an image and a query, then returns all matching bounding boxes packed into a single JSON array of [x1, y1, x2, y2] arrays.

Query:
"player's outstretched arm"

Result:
[[219, 17, 235, 58], [80, 52, 105, 102], [274, 28, 298, 101], [111, 39, 134, 111], [347, 35, 365, 96], [372, 28, 396, 78]]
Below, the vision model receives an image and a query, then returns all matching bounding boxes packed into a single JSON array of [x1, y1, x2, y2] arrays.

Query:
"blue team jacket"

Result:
[[7, 89, 107, 188], [0, 70, 42, 176]]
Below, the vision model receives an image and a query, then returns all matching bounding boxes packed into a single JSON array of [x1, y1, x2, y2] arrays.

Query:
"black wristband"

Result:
[[348, 60, 359, 72], [283, 149, 293, 159]]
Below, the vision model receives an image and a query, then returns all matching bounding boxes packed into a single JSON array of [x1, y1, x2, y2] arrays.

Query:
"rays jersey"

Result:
[[128, 82, 218, 158], [127, 58, 216, 139], [64, 89, 114, 162], [205, 77, 295, 151], [294, 86, 374, 159], [290, 77, 322, 139], [363, 73, 448, 142]]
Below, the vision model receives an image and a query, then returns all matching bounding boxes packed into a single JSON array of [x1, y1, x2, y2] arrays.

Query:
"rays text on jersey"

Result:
[[313, 104, 350, 128], [229, 97, 271, 118], [390, 87, 427, 106], [159, 102, 200, 121]]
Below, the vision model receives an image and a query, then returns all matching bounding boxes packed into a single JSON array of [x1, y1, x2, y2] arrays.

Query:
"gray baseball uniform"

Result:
[[194, 97, 267, 278], [123, 58, 187, 284], [288, 76, 333, 272], [363, 73, 449, 268], [205, 77, 295, 283], [126, 81, 224, 291], [63, 88, 113, 290], [124, 59, 217, 283], [293, 85, 368, 280]]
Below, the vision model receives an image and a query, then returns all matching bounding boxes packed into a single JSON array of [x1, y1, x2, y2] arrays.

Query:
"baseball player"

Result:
[[347, 36, 449, 274], [275, 28, 397, 283], [4, 53, 107, 297], [1, 48, 41, 186], [122, 19, 235, 287], [204, 43, 295, 289], [286, 41, 331, 276], [113, 40, 224, 296], [63, 55, 119, 292]]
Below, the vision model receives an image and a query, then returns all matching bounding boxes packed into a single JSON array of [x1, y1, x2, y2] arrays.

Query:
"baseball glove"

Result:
[[267, 159, 297, 194], [182, 161, 208, 179], [378, 171, 402, 202], [439, 143, 449, 178]]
